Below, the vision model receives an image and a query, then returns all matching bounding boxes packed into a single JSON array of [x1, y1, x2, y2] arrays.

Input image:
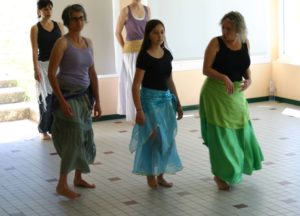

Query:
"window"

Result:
[[148, 0, 271, 69], [280, 0, 300, 65]]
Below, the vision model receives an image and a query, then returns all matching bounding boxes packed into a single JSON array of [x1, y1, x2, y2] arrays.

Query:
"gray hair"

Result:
[[62, 4, 87, 27], [220, 11, 247, 42]]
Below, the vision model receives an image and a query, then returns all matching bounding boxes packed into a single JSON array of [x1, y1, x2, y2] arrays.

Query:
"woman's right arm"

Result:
[[30, 25, 41, 82], [203, 37, 234, 94], [115, 7, 128, 48], [48, 37, 74, 117], [132, 67, 145, 125]]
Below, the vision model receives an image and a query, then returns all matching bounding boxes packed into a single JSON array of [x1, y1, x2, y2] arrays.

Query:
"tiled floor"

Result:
[[0, 102, 300, 216]]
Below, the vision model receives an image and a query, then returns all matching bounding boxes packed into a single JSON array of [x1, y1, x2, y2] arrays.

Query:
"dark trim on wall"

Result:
[[92, 114, 125, 122], [247, 96, 269, 103], [93, 96, 300, 122], [276, 97, 300, 106]]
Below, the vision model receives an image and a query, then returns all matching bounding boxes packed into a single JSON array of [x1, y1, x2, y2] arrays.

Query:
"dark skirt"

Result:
[[38, 94, 53, 133]]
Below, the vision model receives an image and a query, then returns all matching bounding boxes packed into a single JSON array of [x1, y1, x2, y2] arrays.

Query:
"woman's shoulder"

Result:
[[121, 5, 129, 16], [55, 36, 68, 47], [138, 49, 147, 58], [84, 37, 93, 48], [144, 5, 151, 12], [211, 36, 222, 44], [206, 36, 222, 50], [30, 23, 38, 31], [163, 48, 173, 59], [52, 21, 65, 33]]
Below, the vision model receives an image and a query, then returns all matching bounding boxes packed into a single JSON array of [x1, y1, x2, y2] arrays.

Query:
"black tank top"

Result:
[[37, 21, 62, 61], [212, 37, 250, 82]]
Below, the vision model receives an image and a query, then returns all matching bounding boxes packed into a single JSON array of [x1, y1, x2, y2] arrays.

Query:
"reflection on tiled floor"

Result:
[[0, 102, 300, 216]]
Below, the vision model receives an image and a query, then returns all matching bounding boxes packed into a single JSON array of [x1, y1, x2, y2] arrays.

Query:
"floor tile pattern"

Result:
[[0, 102, 300, 216]]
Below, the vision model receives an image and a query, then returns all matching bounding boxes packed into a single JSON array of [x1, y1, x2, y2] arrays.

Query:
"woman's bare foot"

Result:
[[42, 133, 51, 140], [56, 186, 81, 199], [214, 176, 230, 191], [147, 176, 158, 189], [74, 179, 96, 188], [157, 176, 173, 188]]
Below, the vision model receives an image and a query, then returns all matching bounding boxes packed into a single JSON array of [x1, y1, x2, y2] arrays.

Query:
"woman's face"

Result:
[[221, 18, 238, 43], [149, 24, 165, 46], [68, 11, 85, 32], [39, 5, 53, 19]]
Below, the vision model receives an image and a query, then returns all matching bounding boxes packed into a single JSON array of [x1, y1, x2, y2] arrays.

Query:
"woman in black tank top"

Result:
[[30, 0, 64, 140], [200, 11, 264, 191]]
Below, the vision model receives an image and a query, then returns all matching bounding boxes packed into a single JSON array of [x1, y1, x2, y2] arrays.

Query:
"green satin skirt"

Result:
[[199, 78, 264, 184]]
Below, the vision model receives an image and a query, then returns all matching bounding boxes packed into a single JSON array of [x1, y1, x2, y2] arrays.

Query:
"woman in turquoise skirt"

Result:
[[200, 11, 264, 190], [48, 4, 101, 199], [130, 19, 183, 189]]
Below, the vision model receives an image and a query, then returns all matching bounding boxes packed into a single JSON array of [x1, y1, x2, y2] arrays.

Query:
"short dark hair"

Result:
[[37, 0, 53, 10], [62, 4, 87, 27]]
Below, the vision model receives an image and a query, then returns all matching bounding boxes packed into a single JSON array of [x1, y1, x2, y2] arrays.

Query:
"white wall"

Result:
[[148, 0, 271, 60]]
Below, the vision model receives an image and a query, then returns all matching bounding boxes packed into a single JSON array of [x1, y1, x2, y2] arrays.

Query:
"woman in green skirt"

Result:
[[200, 11, 264, 190]]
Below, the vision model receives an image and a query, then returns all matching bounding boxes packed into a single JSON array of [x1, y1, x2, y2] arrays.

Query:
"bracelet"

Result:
[[136, 108, 143, 111]]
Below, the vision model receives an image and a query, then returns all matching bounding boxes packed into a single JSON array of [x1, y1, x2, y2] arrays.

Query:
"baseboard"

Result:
[[93, 96, 300, 122], [275, 97, 300, 106]]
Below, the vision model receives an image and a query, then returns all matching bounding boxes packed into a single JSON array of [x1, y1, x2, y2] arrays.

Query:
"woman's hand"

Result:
[[34, 68, 42, 82], [93, 101, 102, 118], [223, 76, 234, 94], [240, 79, 252, 91], [135, 110, 145, 125], [60, 100, 74, 117], [176, 105, 183, 120]]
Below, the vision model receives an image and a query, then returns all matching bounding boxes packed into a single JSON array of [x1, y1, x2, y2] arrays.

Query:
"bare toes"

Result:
[[56, 187, 81, 199], [74, 179, 96, 188]]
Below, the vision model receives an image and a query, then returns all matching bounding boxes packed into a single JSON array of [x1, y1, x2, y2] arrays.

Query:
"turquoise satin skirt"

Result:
[[129, 87, 183, 176]]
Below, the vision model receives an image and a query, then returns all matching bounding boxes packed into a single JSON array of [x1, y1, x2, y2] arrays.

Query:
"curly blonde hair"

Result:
[[220, 11, 247, 42]]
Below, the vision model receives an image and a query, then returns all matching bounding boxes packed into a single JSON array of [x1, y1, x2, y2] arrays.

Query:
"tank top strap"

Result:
[[127, 5, 133, 19], [127, 5, 148, 21], [143, 6, 148, 20], [82, 37, 89, 48], [217, 36, 225, 49], [242, 41, 248, 52], [52, 21, 58, 29]]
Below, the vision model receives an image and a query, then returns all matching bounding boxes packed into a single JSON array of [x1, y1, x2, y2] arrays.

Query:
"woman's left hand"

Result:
[[177, 105, 183, 120], [240, 79, 252, 91], [93, 101, 102, 118]]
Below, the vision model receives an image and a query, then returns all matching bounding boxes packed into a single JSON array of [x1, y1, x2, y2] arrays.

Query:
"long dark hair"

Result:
[[139, 19, 165, 53]]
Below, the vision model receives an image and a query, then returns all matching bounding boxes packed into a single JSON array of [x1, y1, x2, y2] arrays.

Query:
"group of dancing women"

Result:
[[30, 0, 263, 199]]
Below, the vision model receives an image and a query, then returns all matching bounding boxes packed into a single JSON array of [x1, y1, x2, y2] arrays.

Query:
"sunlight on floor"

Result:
[[282, 107, 300, 118], [0, 120, 39, 144]]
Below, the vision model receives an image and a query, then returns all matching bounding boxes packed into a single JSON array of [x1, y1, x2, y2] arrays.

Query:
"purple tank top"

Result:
[[57, 37, 94, 89], [124, 6, 148, 41]]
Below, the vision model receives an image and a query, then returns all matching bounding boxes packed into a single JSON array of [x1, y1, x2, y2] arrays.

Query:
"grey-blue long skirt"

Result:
[[51, 95, 96, 174]]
